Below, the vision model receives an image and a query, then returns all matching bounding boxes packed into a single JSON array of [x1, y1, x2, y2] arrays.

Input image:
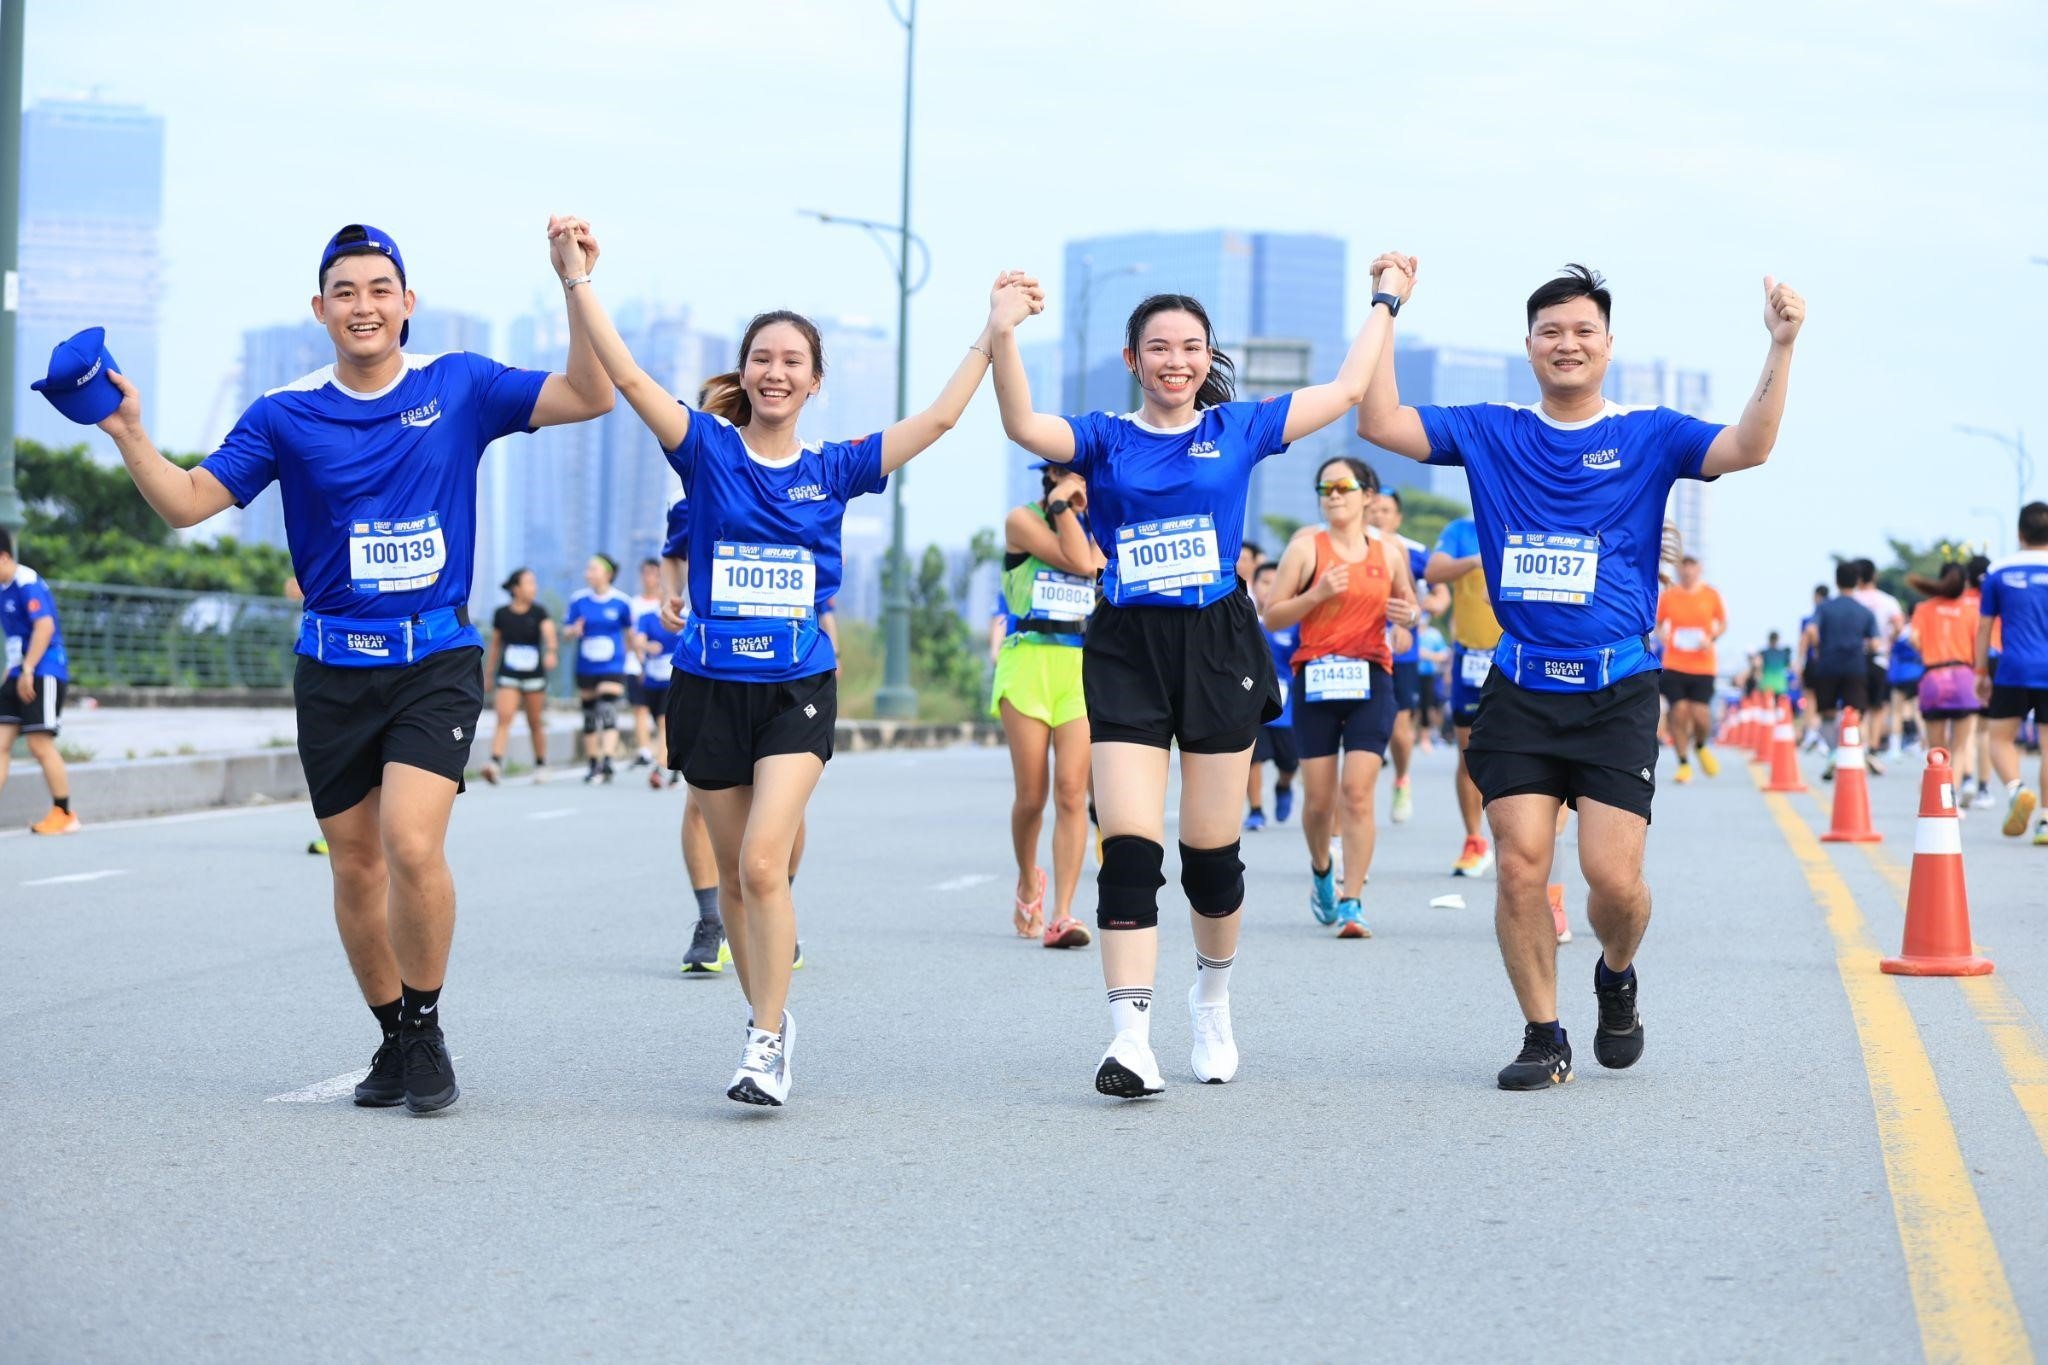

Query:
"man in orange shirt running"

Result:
[[1655, 555, 1726, 783]]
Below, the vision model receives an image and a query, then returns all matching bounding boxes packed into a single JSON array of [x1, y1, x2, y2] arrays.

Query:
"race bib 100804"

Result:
[[1029, 571, 1093, 622], [1498, 532, 1598, 605], [1303, 655, 1371, 703], [348, 513, 447, 594], [1116, 515, 1221, 597], [709, 543, 815, 619]]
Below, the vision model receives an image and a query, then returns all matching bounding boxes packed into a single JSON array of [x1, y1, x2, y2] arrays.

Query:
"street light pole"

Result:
[[0, 0, 26, 536], [1071, 255, 1146, 414], [1955, 424, 2035, 525], [875, 0, 918, 718]]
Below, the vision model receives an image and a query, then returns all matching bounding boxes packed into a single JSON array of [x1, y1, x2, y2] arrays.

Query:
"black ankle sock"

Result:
[[1596, 959, 1635, 989], [1536, 1019, 1566, 1044], [1248, 806, 1264, 817], [693, 886, 721, 924], [370, 997, 403, 1039], [53, 795, 71, 814], [1312, 860, 1331, 878], [399, 984, 442, 1031]]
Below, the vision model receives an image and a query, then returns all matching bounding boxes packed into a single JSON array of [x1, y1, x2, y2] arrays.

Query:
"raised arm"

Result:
[[880, 273, 1040, 476], [96, 373, 238, 529], [528, 218, 617, 428], [555, 224, 689, 453], [1004, 476, 1103, 578], [1354, 255, 1433, 463], [1282, 254, 1411, 443], [1701, 277, 1805, 477], [991, 279, 1076, 464]]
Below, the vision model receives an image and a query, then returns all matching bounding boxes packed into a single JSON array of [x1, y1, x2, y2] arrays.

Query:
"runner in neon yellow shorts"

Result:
[[993, 464, 1104, 947]]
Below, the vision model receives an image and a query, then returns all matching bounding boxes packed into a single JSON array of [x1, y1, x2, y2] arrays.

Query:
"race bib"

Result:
[[579, 635, 617, 664], [1304, 656, 1371, 702], [1499, 532, 1598, 605], [348, 513, 447, 594], [1029, 571, 1093, 622], [709, 543, 815, 619], [1673, 627, 1705, 653], [1116, 515, 1220, 597], [645, 651, 675, 683], [502, 644, 540, 673], [1459, 649, 1493, 686], [4, 635, 21, 673]]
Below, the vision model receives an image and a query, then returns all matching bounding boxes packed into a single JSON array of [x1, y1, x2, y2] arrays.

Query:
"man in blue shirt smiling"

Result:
[[1359, 260, 1806, 1090], [97, 219, 614, 1114]]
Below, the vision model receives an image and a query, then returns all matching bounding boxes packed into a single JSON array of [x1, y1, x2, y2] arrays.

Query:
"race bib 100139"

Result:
[[1499, 532, 1598, 605], [348, 513, 447, 594], [1116, 515, 1221, 597], [709, 543, 815, 619]]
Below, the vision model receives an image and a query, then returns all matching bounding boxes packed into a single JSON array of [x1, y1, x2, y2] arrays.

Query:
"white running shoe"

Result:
[[1094, 1031, 1165, 1099], [1188, 986, 1239, 1084], [727, 1010, 793, 1106]]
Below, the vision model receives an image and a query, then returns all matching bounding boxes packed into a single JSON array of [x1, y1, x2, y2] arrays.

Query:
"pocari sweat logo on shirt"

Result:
[[1542, 659, 1589, 686], [1187, 440, 1220, 459], [786, 483, 828, 503], [728, 633, 777, 660], [1582, 447, 1621, 470], [400, 398, 443, 429]]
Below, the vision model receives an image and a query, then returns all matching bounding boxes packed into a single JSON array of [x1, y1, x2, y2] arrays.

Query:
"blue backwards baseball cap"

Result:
[[318, 223, 410, 345], [30, 327, 124, 425]]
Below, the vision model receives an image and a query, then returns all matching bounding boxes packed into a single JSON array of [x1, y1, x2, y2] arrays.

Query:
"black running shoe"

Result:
[[1594, 963, 1645, 1069], [681, 919, 726, 975], [400, 1025, 460, 1114], [1497, 1023, 1573, 1090], [353, 1035, 405, 1107]]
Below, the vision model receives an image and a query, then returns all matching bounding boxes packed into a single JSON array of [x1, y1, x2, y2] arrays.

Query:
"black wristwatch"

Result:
[[1046, 498, 1071, 518], [1371, 291, 1403, 317]]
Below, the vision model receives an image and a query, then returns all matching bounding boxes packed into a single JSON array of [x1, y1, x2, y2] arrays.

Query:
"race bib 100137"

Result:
[[1499, 532, 1598, 605]]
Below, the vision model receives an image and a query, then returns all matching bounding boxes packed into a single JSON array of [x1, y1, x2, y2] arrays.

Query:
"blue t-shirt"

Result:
[[1418, 624, 1446, 676], [1, 565, 69, 683], [634, 607, 682, 686], [565, 587, 634, 677], [1064, 398, 1292, 608], [1810, 595, 1878, 677], [664, 408, 885, 681], [662, 494, 689, 561], [202, 353, 548, 660], [1981, 549, 2048, 687], [1263, 621, 1297, 726], [1418, 401, 1723, 685], [1389, 533, 1428, 662], [1887, 635, 1925, 685]]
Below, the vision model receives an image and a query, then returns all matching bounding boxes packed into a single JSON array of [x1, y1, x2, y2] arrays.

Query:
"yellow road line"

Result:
[[1848, 824, 2048, 1164], [1755, 773, 2031, 1362]]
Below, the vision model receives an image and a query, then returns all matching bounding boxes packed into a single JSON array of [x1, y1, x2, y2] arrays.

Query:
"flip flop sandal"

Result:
[[1012, 866, 1047, 938], [1043, 916, 1093, 949]]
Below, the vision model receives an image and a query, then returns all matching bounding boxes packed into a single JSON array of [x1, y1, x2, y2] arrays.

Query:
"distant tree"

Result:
[[1862, 535, 1986, 612], [1260, 513, 1303, 547], [1388, 487, 1469, 555], [12, 439, 294, 594]]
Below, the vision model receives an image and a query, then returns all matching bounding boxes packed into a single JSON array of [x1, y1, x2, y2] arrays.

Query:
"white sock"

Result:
[[1107, 987, 1153, 1040], [1194, 951, 1234, 1004]]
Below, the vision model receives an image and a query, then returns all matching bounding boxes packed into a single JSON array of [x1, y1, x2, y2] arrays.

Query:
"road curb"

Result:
[[2, 719, 1005, 825]]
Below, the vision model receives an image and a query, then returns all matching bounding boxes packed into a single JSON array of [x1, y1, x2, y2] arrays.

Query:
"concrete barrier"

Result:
[[1, 719, 1005, 827]]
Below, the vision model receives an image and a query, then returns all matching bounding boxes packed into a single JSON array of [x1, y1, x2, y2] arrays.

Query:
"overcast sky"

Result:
[[28, 0, 2047, 647]]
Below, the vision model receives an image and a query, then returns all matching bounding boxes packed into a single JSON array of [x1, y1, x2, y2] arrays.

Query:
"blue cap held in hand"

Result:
[[29, 327, 124, 425], [318, 223, 410, 346]]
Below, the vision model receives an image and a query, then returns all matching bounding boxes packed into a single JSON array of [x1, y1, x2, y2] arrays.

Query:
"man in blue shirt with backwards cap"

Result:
[[97, 218, 614, 1114], [1359, 259, 1805, 1090]]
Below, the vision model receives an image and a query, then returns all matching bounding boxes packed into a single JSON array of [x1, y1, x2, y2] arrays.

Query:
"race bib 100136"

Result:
[[1499, 532, 1598, 605], [709, 543, 815, 619], [348, 513, 447, 594], [1116, 515, 1221, 597]]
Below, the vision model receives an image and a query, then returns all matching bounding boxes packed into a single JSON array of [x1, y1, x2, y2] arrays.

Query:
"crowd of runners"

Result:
[[10, 213, 2047, 1115]]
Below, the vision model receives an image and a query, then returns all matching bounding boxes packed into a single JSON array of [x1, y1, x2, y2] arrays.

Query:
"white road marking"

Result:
[[0, 801, 308, 841], [932, 873, 997, 892], [526, 808, 576, 821], [267, 1055, 464, 1104], [22, 869, 128, 887]]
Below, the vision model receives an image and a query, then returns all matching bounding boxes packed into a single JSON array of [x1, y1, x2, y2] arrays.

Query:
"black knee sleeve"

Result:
[[581, 698, 600, 734], [1179, 840, 1245, 918], [595, 697, 619, 731], [1096, 835, 1166, 931]]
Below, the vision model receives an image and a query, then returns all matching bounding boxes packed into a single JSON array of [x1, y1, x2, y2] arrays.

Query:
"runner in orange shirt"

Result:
[[1907, 561, 1983, 792], [1655, 555, 1726, 783]]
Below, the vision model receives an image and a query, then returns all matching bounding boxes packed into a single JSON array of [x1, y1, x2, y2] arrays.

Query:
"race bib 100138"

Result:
[[1116, 515, 1221, 597], [348, 513, 447, 594], [709, 543, 815, 619], [1499, 532, 1598, 605]]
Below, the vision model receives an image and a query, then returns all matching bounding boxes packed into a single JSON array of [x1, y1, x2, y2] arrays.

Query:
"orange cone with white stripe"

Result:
[[1764, 696, 1807, 793], [1750, 693, 1777, 764], [1821, 707, 1881, 843], [1881, 747, 1992, 977]]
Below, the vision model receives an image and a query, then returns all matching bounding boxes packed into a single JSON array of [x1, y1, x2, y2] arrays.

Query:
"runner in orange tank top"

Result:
[[1261, 457, 1418, 937], [1906, 560, 1983, 784]]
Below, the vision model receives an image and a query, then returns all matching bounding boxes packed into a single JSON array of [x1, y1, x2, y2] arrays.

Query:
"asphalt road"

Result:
[[4, 737, 2045, 1363]]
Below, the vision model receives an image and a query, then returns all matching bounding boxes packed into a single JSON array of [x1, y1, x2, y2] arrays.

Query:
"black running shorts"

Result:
[[0, 675, 65, 735], [1865, 662, 1893, 707], [1987, 683, 2048, 722], [1253, 722, 1299, 773], [1083, 591, 1281, 754], [294, 647, 484, 819], [1807, 671, 1869, 716], [1464, 670, 1660, 823], [666, 669, 836, 790], [1657, 669, 1715, 706]]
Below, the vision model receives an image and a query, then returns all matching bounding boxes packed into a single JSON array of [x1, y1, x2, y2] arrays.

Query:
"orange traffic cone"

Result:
[[1764, 696, 1807, 792], [1750, 693, 1777, 764], [1821, 707, 1882, 843], [1881, 748, 1991, 976]]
